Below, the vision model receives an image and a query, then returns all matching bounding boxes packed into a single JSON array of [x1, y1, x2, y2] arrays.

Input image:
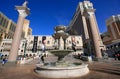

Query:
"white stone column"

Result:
[[88, 13, 102, 58], [82, 16, 89, 39], [8, 1, 30, 62]]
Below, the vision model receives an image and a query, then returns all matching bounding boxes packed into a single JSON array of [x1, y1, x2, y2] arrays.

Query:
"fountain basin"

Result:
[[35, 63, 89, 78], [49, 50, 73, 61]]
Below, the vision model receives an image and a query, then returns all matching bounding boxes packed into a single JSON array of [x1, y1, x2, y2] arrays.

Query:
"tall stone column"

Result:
[[88, 13, 102, 58], [8, 1, 30, 62]]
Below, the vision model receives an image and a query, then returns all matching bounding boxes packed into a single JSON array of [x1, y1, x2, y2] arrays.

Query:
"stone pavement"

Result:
[[0, 57, 120, 79]]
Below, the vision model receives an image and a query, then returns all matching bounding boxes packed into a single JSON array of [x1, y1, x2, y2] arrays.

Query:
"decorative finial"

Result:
[[22, 0, 28, 7]]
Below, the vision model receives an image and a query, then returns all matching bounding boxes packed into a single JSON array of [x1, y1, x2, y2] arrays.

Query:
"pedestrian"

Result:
[[41, 43, 45, 52], [72, 42, 76, 52], [2, 57, 6, 66], [114, 54, 117, 60], [118, 53, 120, 60], [41, 55, 44, 63]]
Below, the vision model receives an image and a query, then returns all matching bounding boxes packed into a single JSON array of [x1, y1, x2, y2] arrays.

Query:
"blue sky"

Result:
[[0, 0, 120, 35]]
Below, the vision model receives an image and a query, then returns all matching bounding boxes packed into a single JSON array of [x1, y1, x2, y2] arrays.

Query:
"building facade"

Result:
[[102, 15, 120, 57], [0, 35, 83, 56], [66, 1, 105, 58], [0, 39, 26, 56], [106, 15, 120, 43], [22, 19, 32, 39], [0, 12, 32, 44], [0, 12, 16, 41]]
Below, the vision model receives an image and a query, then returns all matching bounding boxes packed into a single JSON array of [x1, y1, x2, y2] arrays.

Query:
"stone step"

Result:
[[90, 68, 120, 75], [89, 62, 120, 75]]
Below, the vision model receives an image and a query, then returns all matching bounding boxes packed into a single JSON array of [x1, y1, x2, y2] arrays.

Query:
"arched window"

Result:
[[30, 41, 33, 44], [118, 43, 120, 47], [29, 54, 32, 57], [21, 50, 23, 52], [69, 41, 71, 44], [111, 46, 113, 49], [26, 54, 28, 57], [22, 43, 24, 47], [106, 47, 109, 50], [39, 41, 41, 44], [47, 41, 50, 44], [33, 54, 36, 57]]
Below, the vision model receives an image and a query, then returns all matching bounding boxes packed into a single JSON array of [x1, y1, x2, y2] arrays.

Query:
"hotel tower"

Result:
[[67, 0, 105, 58]]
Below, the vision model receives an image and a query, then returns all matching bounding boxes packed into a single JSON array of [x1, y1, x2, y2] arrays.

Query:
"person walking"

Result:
[[41, 43, 45, 52], [72, 42, 76, 52], [41, 54, 44, 63], [2, 57, 6, 66], [71, 36, 76, 52], [114, 54, 118, 60], [118, 53, 120, 60], [40, 36, 46, 63]]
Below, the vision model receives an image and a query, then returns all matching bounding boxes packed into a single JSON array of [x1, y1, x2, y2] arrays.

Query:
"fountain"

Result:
[[35, 25, 89, 78]]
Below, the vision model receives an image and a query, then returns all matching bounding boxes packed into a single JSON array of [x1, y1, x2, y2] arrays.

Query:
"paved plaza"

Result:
[[0, 56, 120, 79]]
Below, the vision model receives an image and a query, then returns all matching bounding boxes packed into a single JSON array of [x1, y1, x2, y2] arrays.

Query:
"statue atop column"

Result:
[[22, 0, 28, 7]]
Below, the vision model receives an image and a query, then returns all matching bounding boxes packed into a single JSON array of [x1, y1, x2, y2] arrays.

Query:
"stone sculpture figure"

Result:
[[22, 1, 28, 7]]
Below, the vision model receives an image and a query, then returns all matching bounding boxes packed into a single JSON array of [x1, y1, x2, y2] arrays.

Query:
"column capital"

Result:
[[16, 6, 30, 17], [82, 8, 95, 16], [17, 9, 28, 17]]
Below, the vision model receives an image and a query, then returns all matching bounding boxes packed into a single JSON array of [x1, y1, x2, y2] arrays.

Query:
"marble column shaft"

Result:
[[8, 15, 26, 62], [88, 14, 102, 58]]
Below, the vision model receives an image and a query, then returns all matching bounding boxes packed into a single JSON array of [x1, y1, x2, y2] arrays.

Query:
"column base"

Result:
[[5, 61, 17, 66], [93, 57, 104, 61]]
